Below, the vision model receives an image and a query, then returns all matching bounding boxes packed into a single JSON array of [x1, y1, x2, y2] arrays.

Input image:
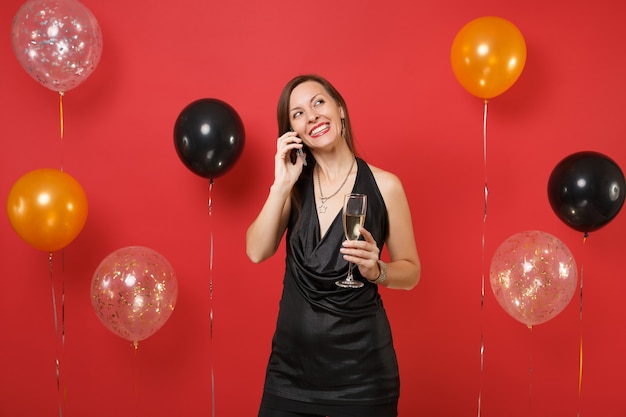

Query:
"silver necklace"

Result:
[[316, 156, 356, 214]]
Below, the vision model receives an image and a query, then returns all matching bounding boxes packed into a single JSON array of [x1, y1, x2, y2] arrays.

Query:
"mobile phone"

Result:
[[292, 149, 307, 166], [289, 128, 307, 166]]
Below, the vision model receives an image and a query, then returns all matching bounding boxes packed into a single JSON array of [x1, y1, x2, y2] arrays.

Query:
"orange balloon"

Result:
[[451, 16, 527, 99], [6, 168, 88, 252]]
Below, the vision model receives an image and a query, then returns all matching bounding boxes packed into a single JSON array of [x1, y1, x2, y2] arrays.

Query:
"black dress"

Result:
[[260, 158, 399, 414]]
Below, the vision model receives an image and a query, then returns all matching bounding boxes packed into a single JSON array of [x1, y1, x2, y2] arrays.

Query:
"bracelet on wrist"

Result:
[[368, 260, 387, 284]]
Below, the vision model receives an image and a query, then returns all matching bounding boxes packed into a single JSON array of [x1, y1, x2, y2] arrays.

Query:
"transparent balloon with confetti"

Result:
[[11, 0, 103, 92], [490, 230, 578, 327], [91, 246, 178, 346]]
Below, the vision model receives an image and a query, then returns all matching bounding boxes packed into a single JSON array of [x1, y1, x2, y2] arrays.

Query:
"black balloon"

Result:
[[547, 151, 625, 233], [173, 98, 245, 179]]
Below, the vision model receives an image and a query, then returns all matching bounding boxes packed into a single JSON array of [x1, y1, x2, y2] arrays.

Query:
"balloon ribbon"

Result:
[[528, 325, 534, 414], [49, 252, 66, 417], [208, 178, 215, 417], [477, 99, 489, 417], [59, 92, 64, 171], [577, 233, 588, 417], [134, 340, 140, 415]]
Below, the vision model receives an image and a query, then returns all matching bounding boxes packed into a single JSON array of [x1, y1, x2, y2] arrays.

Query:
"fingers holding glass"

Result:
[[336, 193, 367, 288]]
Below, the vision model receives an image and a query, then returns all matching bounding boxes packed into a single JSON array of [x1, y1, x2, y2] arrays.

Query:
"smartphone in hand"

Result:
[[289, 128, 307, 166]]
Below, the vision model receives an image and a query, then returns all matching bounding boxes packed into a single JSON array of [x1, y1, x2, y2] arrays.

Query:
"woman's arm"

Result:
[[376, 170, 421, 289], [341, 167, 421, 290], [246, 132, 305, 263], [246, 184, 292, 263]]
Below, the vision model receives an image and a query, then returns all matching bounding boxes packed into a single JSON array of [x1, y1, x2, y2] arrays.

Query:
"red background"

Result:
[[1, 0, 625, 416]]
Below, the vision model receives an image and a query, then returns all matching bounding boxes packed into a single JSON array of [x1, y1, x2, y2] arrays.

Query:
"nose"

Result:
[[307, 110, 319, 122]]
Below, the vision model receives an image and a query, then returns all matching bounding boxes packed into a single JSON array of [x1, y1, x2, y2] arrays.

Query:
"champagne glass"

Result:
[[336, 193, 367, 288]]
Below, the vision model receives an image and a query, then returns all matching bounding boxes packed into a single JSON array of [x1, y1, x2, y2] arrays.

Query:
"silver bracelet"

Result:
[[369, 260, 387, 284]]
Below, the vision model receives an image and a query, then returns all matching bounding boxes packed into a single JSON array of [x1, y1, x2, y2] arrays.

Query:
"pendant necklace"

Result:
[[316, 156, 356, 214]]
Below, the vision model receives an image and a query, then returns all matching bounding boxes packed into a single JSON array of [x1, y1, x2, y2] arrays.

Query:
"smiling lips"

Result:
[[309, 122, 329, 137]]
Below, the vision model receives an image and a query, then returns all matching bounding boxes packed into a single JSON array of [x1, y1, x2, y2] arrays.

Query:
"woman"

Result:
[[246, 74, 421, 417]]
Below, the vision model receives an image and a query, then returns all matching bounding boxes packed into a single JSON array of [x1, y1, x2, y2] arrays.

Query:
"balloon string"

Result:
[[208, 178, 215, 417], [477, 99, 488, 417], [49, 252, 64, 417], [528, 325, 533, 416], [482, 100, 489, 305], [59, 92, 64, 171], [61, 249, 66, 406], [483, 99, 489, 227], [134, 341, 139, 415], [208, 178, 214, 302], [577, 232, 588, 417], [61, 249, 65, 345]]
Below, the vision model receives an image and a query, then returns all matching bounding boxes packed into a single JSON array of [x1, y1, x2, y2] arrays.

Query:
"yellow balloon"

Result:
[[6, 168, 88, 252], [451, 16, 527, 99]]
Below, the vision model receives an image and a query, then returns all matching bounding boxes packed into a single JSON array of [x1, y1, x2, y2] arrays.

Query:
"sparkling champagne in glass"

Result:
[[336, 193, 367, 288]]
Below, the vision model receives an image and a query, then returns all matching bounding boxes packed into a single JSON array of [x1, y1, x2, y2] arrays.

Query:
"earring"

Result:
[[341, 118, 346, 137]]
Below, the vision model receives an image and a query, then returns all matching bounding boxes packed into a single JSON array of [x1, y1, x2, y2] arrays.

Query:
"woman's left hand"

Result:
[[340, 227, 380, 281]]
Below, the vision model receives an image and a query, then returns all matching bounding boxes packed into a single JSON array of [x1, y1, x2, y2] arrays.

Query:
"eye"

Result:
[[291, 111, 302, 119], [313, 99, 325, 107]]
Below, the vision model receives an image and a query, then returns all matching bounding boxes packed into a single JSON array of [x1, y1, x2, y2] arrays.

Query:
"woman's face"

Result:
[[288, 80, 344, 149]]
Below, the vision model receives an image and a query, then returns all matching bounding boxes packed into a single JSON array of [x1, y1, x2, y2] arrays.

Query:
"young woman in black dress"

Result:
[[247, 74, 421, 417]]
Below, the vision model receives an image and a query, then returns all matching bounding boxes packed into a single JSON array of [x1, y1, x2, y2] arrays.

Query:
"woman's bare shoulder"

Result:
[[366, 163, 404, 193]]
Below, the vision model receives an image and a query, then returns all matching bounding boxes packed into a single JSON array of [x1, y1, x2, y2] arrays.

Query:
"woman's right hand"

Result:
[[274, 131, 306, 187], [246, 132, 305, 263]]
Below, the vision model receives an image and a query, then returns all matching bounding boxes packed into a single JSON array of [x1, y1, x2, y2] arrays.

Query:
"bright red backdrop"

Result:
[[1, 1, 625, 416]]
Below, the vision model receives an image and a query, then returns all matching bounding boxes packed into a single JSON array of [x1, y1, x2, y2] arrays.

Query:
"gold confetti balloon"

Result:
[[91, 246, 178, 344], [490, 230, 578, 326]]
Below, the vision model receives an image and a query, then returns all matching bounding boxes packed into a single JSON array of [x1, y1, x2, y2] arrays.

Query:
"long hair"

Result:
[[276, 74, 358, 224]]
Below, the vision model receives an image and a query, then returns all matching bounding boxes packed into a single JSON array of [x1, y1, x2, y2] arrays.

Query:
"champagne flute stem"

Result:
[[348, 262, 354, 281]]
